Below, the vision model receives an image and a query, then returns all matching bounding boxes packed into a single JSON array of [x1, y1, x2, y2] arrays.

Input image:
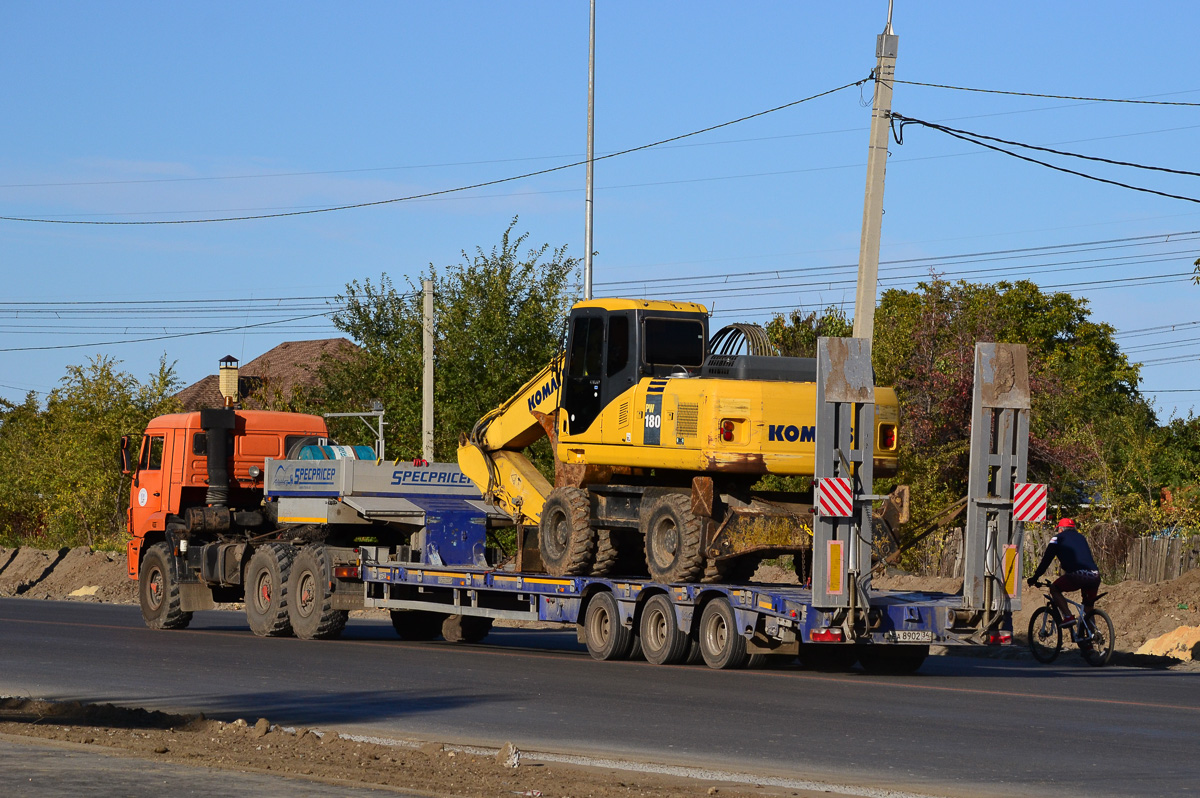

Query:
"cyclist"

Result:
[[1027, 518, 1101, 636]]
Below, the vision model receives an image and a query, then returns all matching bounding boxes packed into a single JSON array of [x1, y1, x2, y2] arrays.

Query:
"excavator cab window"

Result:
[[643, 317, 705, 371], [564, 314, 606, 434]]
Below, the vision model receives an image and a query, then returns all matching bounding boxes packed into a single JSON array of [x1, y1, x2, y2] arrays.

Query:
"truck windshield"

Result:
[[643, 318, 705, 367]]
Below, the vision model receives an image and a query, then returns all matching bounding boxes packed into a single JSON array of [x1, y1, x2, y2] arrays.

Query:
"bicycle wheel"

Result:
[[1081, 609, 1115, 667], [1028, 606, 1062, 663]]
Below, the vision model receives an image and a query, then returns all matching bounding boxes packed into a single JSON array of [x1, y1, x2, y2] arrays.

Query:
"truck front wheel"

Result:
[[287, 546, 348, 640], [139, 542, 192, 630], [245, 543, 296, 637]]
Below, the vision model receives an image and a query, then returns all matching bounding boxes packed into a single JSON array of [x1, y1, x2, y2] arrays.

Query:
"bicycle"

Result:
[[1027, 580, 1114, 667]]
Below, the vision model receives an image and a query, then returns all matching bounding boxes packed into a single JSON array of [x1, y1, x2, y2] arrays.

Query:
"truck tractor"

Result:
[[457, 298, 902, 584]]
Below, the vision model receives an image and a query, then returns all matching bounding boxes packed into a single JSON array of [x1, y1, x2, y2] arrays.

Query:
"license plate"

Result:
[[887, 630, 933, 643]]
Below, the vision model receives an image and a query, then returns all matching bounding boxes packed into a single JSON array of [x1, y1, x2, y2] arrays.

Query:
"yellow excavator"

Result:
[[457, 298, 900, 583]]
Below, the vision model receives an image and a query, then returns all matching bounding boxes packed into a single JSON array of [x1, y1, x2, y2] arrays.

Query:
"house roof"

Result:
[[175, 338, 358, 411]]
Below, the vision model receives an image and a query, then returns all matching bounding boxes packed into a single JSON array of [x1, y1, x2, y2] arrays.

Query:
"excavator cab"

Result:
[[561, 300, 708, 435]]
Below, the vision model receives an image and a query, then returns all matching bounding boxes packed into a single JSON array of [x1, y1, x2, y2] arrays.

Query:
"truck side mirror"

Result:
[[117, 435, 133, 475]]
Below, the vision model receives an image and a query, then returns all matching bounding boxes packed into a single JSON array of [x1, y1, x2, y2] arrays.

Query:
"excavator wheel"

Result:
[[702, 554, 762, 585], [538, 487, 597, 576], [642, 493, 705, 584], [589, 529, 619, 576]]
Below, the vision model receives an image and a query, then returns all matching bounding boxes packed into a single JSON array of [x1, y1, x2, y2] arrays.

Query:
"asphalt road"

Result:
[[1, 598, 1196, 798]]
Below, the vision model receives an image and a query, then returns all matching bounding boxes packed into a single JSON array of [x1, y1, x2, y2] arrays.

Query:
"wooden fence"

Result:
[[1124, 536, 1200, 584]]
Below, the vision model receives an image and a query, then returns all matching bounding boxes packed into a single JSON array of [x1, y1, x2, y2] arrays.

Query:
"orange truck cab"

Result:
[[121, 409, 328, 580]]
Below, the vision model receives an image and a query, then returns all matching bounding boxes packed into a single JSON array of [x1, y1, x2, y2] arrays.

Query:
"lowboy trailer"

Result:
[[250, 339, 1035, 672]]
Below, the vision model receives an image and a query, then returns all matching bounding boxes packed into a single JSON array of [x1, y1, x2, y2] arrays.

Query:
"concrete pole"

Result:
[[851, 2, 898, 341], [583, 0, 595, 300], [422, 279, 434, 462]]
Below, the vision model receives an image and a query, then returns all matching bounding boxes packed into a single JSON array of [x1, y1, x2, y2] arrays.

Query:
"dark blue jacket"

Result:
[[1032, 527, 1098, 578]]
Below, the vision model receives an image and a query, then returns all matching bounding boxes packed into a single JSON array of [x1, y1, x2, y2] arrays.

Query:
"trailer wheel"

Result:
[[287, 546, 348, 640], [639, 594, 690, 665], [642, 494, 705, 584], [858, 645, 929, 675], [442, 615, 493, 643], [245, 543, 296, 637], [139, 542, 192, 630], [539, 487, 597, 576], [584, 591, 634, 661], [698, 598, 749, 669], [390, 610, 444, 641]]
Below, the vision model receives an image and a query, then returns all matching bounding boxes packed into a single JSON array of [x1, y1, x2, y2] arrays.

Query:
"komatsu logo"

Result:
[[768, 424, 815, 443], [527, 375, 560, 412]]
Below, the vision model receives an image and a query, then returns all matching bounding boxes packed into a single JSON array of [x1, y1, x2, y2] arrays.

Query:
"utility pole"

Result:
[[852, 1, 898, 341], [422, 279, 434, 463], [583, 0, 596, 300]]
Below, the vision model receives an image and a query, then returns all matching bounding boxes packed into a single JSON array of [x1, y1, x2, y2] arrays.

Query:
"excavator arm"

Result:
[[456, 353, 564, 526]]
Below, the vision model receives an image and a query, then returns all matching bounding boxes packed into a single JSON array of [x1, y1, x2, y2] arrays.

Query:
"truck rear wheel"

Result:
[[287, 546, 348, 640], [139, 542, 192, 630], [643, 494, 704, 584], [539, 487, 597, 576], [584, 591, 634, 661], [391, 610, 444, 641], [245, 543, 296, 637], [698, 598, 749, 669], [639, 593, 689, 665]]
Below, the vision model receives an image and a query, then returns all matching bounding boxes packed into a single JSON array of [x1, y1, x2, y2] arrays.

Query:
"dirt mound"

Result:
[[0, 697, 780, 798], [0, 546, 136, 604]]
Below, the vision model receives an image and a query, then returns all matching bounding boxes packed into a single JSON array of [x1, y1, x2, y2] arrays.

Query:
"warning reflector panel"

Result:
[[816, 477, 854, 517], [1013, 483, 1048, 522]]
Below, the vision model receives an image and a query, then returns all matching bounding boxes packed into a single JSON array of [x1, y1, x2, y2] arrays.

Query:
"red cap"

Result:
[[1057, 518, 1076, 528]]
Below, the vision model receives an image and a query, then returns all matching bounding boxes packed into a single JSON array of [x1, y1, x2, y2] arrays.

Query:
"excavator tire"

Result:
[[702, 553, 762, 585], [642, 493, 705, 584], [538, 487, 597, 576], [590, 529, 619, 576]]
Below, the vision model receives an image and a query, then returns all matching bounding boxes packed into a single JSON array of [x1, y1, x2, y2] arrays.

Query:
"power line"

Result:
[[889, 80, 1200, 107], [599, 228, 1200, 288], [893, 116, 1200, 180], [0, 77, 869, 226], [890, 113, 1200, 205], [0, 312, 334, 353]]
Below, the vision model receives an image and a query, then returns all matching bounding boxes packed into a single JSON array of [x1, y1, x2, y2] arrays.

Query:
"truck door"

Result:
[[130, 433, 170, 533]]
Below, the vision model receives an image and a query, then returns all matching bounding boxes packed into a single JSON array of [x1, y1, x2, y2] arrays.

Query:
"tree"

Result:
[[0, 356, 180, 548], [310, 218, 580, 464], [765, 306, 852, 357], [872, 276, 1147, 528]]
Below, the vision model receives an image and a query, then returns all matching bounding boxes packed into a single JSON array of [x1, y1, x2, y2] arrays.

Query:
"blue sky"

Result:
[[2, 2, 1198, 419]]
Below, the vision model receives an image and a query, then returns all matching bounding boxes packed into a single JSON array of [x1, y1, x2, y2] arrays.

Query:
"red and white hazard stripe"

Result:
[[817, 477, 854, 518], [1013, 482, 1048, 522]]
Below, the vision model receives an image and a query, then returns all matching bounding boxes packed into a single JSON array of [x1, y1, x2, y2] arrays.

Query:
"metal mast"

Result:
[[583, 0, 596, 300], [851, 1, 899, 341]]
